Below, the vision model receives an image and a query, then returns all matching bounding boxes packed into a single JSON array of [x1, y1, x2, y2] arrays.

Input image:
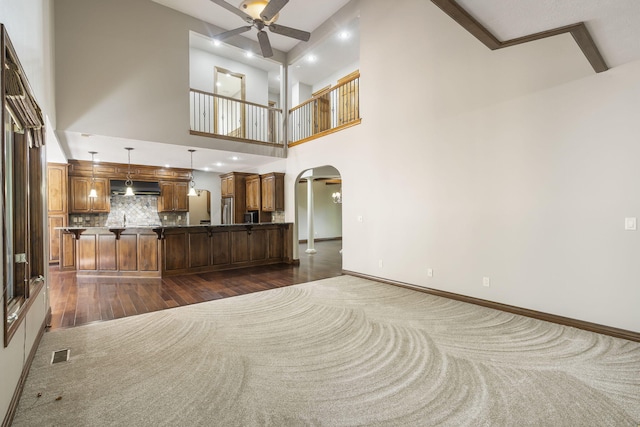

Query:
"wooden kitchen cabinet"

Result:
[[221, 174, 234, 197], [261, 172, 285, 212], [220, 172, 252, 224], [48, 163, 68, 263], [245, 174, 261, 211], [69, 176, 110, 213], [158, 181, 189, 212]]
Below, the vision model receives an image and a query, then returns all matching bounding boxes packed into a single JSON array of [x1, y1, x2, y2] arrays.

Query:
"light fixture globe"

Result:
[[239, 0, 278, 23]]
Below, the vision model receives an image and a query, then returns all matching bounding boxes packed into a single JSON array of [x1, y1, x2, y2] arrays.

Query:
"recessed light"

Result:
[[216, 82, 221, 87], [215, 162, 224, 167], [306, 55, 317, 63], [165, 164, 170, 168], [339, 31, 350, 40], [245, 51, 254, 58], [204, 167, 210, 171], [212, 40, 221, 47], [231, 156, 239, 161]]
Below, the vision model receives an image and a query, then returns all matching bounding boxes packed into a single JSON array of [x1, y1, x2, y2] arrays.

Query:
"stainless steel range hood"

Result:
[[110, 180, 161, 196]]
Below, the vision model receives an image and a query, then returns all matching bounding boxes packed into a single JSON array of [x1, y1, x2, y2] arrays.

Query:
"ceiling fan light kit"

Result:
[[210, 0, 311, 58]]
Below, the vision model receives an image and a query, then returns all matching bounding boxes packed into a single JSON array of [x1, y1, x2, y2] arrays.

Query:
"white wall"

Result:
[[0, 0, 53, 421], [297, 180, 343, 241], [53, 0, 283, 158], [192, 170, 221, 224], [312, 61, 360, 94], [284, 0, 640, 332], [189, 48, 269, 106]]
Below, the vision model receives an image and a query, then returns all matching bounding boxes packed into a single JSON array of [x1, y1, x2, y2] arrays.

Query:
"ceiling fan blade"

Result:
[[257, 31, 273, 58], [212, 26, 252, 42], [260, 0, 288, 22], [268, 23, 310, 42], [209, 0, 254, 23]]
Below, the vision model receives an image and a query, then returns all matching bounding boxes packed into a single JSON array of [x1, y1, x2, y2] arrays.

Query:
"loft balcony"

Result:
[[188, 71, 360, 148], [190, 89, 284, 146]]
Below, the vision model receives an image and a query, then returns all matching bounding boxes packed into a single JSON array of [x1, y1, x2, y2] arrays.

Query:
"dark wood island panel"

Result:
[[69, 228, 162, 277], [160, 223, 294, 276], [59, 223, 293, 278]]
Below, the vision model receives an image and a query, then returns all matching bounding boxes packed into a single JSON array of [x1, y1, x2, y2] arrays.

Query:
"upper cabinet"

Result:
[[158, 181, 188, 212], [261, 173, 284, 212], [246, 174, 261, 211], [69, 176, 110, 213], [48, 163, 68, 215], [221, 174, 235, 197]]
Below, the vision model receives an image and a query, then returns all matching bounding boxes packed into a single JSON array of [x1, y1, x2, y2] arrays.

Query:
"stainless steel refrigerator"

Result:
[[221, 197, 234, 224]]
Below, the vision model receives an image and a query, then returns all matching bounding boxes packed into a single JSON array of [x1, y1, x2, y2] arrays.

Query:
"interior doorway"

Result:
[[295, 166, 343, 259], [214, 67, 246, 138]]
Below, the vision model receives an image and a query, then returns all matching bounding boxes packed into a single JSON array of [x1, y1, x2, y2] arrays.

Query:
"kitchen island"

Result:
[[59, 223, 294, 277]]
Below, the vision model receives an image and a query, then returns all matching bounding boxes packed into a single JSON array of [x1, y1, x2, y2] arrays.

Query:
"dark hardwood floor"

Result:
[[48, 240, 343, 330]]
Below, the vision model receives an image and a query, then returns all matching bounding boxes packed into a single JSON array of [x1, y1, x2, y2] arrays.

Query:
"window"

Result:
[[2, 25, 46, 346]]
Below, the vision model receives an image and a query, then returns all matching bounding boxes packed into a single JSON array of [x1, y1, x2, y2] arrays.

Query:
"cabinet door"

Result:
[[221, 176, 229, 197], [174, 182, 189, 212], [48, 215, 66, 263], [47, 164, 68, 214], [91, 178, 110, 212], [158, 181, 175, 212], [264, 173, 284, 212], [246, 175, 260, 210], [221, 175, 235, 197], [70, 176, 91, 213]]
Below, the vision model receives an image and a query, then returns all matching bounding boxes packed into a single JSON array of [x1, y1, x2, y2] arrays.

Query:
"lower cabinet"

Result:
[[161, 223, 293, 276], [74, 229, 161, 277]]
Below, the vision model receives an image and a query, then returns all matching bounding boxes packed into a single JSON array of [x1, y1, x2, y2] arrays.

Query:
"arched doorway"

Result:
[[294, 166, 343, 267]]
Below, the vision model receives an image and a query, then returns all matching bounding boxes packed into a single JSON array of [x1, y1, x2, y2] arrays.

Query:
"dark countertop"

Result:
[[56, 223, 289, 230]]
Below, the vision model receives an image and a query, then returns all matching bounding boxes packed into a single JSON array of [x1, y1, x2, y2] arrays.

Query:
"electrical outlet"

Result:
[[427, 268, 433, 277], [357, 215, 363, 223], [163, 216, 167, 220], [482, 277, 491, 287], [378, 259, 383, 268], [178, 216, 181, 220], [625, 217, 637, 230]]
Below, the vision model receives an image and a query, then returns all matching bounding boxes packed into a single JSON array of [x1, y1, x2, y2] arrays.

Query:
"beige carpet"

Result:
[[12, 276, 640, 426]]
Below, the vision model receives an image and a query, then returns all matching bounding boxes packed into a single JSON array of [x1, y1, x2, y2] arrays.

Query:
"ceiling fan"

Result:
[[209, 0, 311, 58]]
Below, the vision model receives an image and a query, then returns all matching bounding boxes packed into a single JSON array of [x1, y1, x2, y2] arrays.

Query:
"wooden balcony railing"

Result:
[[288, 71, 360, 146], [190, 89, 283, 146]]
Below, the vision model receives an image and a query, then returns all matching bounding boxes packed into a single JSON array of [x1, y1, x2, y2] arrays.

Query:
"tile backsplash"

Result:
[[69, 196, 188, 227]]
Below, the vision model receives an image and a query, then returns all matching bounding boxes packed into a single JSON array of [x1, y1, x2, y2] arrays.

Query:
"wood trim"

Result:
[[2, 308, 50, 427], [288, 119, 361, 148], [299, 237, 342, 244], [67, 160, 192, 181], [343, 271, 639, 343], [189, 130, 284, 148], [430, 0, 608, 73]]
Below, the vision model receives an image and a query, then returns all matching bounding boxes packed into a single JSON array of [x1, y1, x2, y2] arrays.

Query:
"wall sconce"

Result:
[[332, 191, 342, 204], [88, 151, 98, 198], [188, 149, 198, 197], [124, 147, 135, 196]]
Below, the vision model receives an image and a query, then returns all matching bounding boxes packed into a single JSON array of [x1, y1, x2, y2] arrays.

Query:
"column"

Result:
[[305, 177, 316, 254]]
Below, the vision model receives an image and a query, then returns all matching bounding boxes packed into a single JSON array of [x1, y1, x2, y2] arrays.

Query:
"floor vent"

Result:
[[51, 349, 70, 364]]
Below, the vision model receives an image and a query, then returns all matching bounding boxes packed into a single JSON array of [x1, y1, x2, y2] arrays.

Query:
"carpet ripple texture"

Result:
[[12, 276, 640, 426]]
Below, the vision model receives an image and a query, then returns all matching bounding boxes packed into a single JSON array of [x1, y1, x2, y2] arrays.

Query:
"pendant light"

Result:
[[88, 151, 98, 198], [124, 147, 135, 196], [188, 149, 198, 197]]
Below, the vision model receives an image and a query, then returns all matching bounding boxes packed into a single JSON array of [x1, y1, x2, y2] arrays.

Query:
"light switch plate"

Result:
[[624, 217, 637, 231]]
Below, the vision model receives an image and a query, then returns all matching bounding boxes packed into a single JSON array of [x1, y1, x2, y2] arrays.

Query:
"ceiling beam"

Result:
[[431, 0, 608, 73]]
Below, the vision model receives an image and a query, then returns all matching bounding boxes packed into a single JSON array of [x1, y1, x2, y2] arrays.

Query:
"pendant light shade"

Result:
[[124, 147, 135, 196], [188, 149, 198, 197], [88, 151, 98, 198]]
